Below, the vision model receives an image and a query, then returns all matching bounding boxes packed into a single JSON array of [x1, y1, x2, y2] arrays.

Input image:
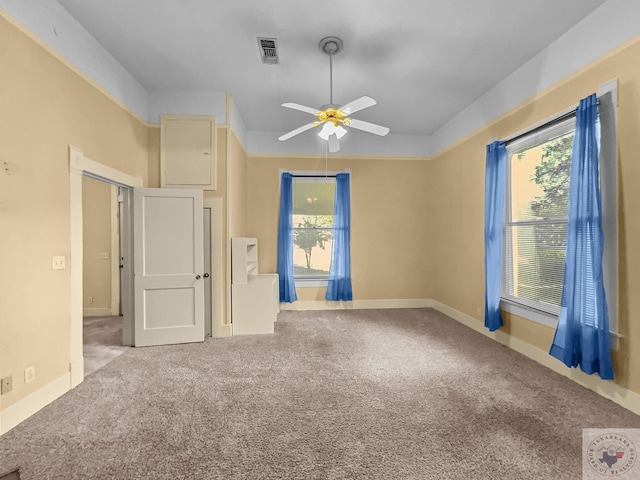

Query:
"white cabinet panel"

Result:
[[161, 115, 216, 190], [231, 237, 279, 335], [232, 274, 278, 335]]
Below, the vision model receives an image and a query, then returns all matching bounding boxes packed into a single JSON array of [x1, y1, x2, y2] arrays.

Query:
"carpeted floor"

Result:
[[1, 308, 639, 479], [83, 316, 128, 377]]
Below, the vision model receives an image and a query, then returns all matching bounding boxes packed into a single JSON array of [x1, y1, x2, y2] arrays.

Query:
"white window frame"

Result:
[[499, 81, 619, 347], [501, 116, 576, 326], [285, 170, 342, 288]]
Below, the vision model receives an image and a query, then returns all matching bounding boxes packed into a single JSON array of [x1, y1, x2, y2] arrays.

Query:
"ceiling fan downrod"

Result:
[[319, 36, 343, 106]]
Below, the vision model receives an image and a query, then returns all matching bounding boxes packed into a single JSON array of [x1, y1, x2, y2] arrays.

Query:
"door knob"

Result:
[[203, 273, 210, 278], [195, 275, 201, 280]]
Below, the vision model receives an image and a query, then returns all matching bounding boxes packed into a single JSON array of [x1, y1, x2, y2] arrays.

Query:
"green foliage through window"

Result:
[[292, 179, 336, 277], [505, 125, 575, 312]]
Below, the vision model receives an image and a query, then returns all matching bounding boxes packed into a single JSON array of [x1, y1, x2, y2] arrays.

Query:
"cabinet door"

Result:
[[161, 115, 216, 190]]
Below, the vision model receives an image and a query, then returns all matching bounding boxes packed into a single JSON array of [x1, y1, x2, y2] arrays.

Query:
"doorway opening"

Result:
[[69, 146, 224, 386], [82, 176, 127, 376], [69, 146, 140, 387]]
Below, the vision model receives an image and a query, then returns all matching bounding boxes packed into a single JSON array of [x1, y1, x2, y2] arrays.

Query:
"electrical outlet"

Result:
[[98, 251, 110, 260], [88, 296, 93, 304], [476, 306, 482, 318], [52, 255, 66, 270], [25, 365, 35, 384], [1, 375, 13, 395]]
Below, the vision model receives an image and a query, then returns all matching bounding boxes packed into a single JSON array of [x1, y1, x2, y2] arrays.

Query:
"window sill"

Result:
[[499, 298, 620, 351], [294, 278, 328, 288], [500, 299, 558, 328]]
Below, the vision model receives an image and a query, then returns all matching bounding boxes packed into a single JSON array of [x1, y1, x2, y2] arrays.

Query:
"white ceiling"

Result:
[[55, 0, 606, 138]]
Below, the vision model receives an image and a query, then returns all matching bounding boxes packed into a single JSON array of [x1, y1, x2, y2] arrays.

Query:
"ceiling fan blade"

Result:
[[282, 103, 320, 116], [348, 118, 390, 136], [328, 133, 341, 153], [339, 96, 377, 115], [278, 122, 317, 141]]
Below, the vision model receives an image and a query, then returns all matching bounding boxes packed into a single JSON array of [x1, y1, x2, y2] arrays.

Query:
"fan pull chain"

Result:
[[325, 141, 329, 177]]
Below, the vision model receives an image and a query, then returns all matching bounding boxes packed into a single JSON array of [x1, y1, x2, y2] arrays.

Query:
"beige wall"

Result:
[[0, 16, 149, 410], [82, 176, 112, 312], [246, 156, 433, 301], [147, 126, 161, 188], [229, 130, 248, 238], [429, 36, 640, 395]]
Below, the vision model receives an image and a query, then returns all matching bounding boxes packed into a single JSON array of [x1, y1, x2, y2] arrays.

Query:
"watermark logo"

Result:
[[583, 429, 639, 479]]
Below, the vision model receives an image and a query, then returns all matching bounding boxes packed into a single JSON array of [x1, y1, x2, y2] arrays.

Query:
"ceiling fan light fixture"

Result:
[[318, 122, 347, 140], [278, 36, 389, 152]]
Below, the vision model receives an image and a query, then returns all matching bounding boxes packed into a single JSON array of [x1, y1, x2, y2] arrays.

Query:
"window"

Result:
[[499, 87, 617, 342], [502, 117, 576, 318], [292, 176, 336, 280]]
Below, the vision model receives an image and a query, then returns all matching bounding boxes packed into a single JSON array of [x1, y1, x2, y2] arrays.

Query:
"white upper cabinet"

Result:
[[161, 115, 216, 190]]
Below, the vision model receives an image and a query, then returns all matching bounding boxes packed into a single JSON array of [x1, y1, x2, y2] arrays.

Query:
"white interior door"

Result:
[[133, 187, 204, 347]]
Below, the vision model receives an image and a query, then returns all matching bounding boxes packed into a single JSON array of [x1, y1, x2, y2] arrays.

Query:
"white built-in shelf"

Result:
[[231, 237, 279, 335], [232, 237, 257, 284]]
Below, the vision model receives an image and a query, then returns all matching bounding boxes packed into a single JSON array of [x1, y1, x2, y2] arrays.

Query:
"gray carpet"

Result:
[[83, 316, 127, 377], [1, 308, 639, 479]]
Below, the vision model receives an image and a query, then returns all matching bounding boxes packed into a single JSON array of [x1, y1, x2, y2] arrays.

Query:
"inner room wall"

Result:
[[82, 176, 113, 316], [246, 155, 434, 303], [0, 15, 149, 415], [428, 35, 640, 397]]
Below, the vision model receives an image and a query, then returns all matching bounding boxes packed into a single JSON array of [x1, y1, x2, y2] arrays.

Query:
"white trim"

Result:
[[69, 145, 142, 388], [430, 300, 640, 417], [110, 185, 120, 315], [500, 300, 558, 329], [203, 198, 229, 337], [597, 81, 618, 343], [225, 125, 233, 326], [295, 278, 329, 288], [280, 298, 433, 311], [0, 373, 71, 436], [82, 307, 114, 317]]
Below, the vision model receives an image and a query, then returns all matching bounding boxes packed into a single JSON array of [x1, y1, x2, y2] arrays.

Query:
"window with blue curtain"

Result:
[[291, 176, 336, 282], [484, 141, 507, 332], [277, 172, 297, 302], [549, 94, 614, 379], [487, 89, 617, 379], [326, 173, 352, 301]]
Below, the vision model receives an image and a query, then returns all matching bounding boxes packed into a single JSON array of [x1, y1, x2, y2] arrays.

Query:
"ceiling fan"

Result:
[[278, 36, 390, 153]]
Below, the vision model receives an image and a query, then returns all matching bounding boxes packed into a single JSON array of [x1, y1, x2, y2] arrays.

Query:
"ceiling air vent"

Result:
[[257, 37, 279, 65]]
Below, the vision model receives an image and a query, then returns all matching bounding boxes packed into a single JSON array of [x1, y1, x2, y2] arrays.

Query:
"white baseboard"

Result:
[[0, 373, 70, 436], [213, 323, 232, 337], [69, 358, 84, 388], [82, 307, 113, 317], [280, 298, 433, 311], [430, 300, 640, 416]]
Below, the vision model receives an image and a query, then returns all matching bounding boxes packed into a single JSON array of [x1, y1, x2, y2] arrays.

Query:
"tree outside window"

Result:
[[505, 126, 574, 312], [292, 179, 335, 277]]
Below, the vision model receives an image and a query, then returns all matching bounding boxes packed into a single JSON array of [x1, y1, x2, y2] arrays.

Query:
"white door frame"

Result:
[[203, 197, 229, 337], [69, 145, 142, 387], [110, 184, 120, 315]]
